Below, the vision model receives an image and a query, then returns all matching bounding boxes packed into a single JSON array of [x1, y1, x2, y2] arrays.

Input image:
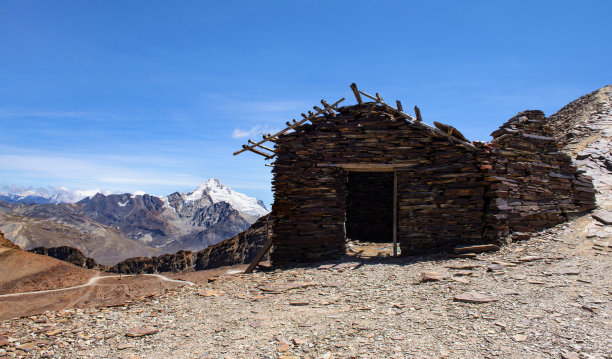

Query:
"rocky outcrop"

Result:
[[195, 214, 270, 270], [0, 231, 19, 249], [108, 250, 195, 274], [28, 246, 104, 270], [547, 85, 612, 208], [105, 214, 271, 274]]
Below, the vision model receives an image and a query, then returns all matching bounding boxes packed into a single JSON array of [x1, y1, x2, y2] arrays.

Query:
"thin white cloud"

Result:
[[231, 125, 279, 139]]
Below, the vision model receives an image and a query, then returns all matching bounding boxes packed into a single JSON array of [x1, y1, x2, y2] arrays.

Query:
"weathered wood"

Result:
[[396, 100, 403, 112], [434, 121, 469, 142], [248, 140, 275, 153], [317, 163, 418, 171], [245, 146, 274, 159], [453, 244, 500, 254], [393, 171, 398, 256], [353, 87, 474, 150], [321, 100, 336, 117], [414, 106, 422, 122], [244, 237, 272, 274], [234, 97, 345, 156], [245, 218, 273, 274], [350, 83, 363, 104]]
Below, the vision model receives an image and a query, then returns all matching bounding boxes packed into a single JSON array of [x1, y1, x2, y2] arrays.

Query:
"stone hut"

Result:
[[235, 85, 596, 265]]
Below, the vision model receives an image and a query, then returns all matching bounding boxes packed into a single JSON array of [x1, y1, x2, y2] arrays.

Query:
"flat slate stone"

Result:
[[518, 255, 544, 262], [198, 289, 224, 297], [125, 327, 159, 337], [592, 210, 612, 225], [453, 244, 499, 254], [420, 271, 446, 282], [259, 282, 316, 292], [454, 292, 498, 303], [487, 263, 504, 272]]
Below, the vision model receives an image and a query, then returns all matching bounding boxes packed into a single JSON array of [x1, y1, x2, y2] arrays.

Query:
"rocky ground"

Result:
[[1, 213, 610, 358]]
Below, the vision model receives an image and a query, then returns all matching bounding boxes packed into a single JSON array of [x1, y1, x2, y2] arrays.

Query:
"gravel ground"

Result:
[[1, 214, 610, 359]]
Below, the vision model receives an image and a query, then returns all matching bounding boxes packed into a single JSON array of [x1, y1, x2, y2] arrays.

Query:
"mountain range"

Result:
[[0, 185, 112, 204], [0, 179, 268, 264]]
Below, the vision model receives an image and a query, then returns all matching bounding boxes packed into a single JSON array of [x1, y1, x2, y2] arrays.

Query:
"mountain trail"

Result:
[[0, 273, 193, 299]]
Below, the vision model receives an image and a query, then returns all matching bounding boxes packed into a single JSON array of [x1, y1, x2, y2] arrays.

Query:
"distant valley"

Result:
[[0, 179, 268, 264]]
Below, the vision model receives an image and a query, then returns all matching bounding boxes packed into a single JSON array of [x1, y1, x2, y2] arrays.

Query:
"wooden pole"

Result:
[[234, 97, 344, 156], [248, 140, 275, 153], [393, 171, 398, 257], [244, 146, 273, 159], [396, 100, 403, 112], [357, 89, 416, 121], [357, 88, 475, 149], [350, 83, 363, 104], [244, 217, 273, 273], [414, 106, 422, 122]]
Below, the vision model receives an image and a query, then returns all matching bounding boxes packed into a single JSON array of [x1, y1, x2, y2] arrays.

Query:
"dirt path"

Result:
[[0, 273, 194, 298]]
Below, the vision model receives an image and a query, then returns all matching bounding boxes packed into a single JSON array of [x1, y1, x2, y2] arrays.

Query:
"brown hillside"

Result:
[[0, 231, 19, 250], [0, 232, 95, 295]]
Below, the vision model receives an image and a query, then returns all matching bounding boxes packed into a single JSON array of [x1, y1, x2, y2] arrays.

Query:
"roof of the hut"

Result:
[[233, 84, 475, 160]]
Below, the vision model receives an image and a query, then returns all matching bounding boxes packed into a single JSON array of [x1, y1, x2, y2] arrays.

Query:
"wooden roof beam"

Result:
[[233, 97, 345, 156]]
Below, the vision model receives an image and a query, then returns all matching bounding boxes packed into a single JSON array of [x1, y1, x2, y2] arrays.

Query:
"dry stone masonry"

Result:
[[236, 85, 597, 265]]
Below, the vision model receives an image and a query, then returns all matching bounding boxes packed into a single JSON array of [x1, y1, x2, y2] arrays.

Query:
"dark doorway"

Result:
[[346, 172, 394, 243]]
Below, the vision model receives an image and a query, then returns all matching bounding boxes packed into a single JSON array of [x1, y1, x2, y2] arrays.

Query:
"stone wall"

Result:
[[477, 111, 596, 241], [270, 104, 596, 265], [271, 103, 486, 264]]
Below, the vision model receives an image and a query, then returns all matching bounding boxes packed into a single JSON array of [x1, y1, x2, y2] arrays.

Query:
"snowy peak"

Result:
[[180, 179, 269, 217], [0, 185, 109, 204]]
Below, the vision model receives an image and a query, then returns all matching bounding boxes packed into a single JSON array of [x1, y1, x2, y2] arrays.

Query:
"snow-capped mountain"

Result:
[[0, 179, 269, 264], [0, 185, 110, 204], [174, 179, 268, 217]]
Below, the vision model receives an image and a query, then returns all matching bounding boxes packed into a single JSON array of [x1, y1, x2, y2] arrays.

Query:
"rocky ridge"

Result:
[[547, 84, 612, 208], [28, 247, 104, 271], [36, 214, 271, 274]]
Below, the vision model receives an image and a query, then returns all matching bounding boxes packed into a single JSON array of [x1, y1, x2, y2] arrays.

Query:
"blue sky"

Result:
[[0, 0, 610, 206]]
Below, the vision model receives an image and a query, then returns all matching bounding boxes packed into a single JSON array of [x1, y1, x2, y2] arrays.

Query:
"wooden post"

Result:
[[396, 100, 403, 112], [245, 217, 273, 274], [350, 83, 363, 104], [414, 106, 422, 122], [393, 171, 398, 257]]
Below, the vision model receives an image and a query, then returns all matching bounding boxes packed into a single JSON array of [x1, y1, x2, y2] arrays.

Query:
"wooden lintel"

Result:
[[317, 163, 418, 172]]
